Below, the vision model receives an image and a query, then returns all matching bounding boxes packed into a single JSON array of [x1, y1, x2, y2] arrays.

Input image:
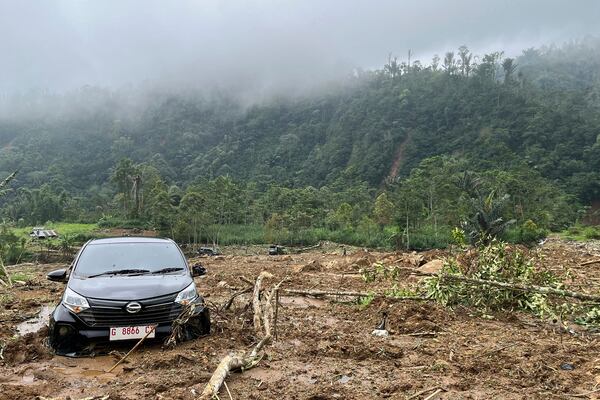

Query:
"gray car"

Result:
[[47, 237, 210, 354]]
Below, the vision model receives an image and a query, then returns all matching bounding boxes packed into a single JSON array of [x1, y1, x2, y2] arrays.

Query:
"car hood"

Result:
[[68, 274, 192, 300]]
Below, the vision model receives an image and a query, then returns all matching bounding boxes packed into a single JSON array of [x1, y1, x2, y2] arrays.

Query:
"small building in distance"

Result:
[[30, 227, 58, 239]]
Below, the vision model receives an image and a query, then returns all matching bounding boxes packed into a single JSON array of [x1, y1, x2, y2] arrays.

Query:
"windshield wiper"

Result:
[[149, 267, 185, 274], [87, 269, 150, 278]]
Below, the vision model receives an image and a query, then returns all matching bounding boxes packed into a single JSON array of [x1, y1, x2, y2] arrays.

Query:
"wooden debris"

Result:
[[407, 386, 443, 400], [281, 288, 429, 302], [164, 303, 197, 348], [0, 258, 12, 288], [199, 271, 281, 400], [252, 271, 273, 334], [423, 388, 444, 400]]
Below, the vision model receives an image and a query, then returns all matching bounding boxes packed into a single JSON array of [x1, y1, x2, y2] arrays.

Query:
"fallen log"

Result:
[[294, 242, 322, 253], [281, 288, 429, 301], [440, 274, 600, 303]]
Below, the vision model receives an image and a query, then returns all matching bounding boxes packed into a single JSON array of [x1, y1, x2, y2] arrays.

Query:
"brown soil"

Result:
[[1, 237, 600, 399]]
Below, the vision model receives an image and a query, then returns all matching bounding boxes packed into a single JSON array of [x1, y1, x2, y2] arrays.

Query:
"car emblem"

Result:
[[126, 302, 142, 314]]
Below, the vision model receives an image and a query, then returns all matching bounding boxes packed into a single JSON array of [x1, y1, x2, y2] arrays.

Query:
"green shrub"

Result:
[[503, 220, 547, 245], [583, 226, 600, 240]]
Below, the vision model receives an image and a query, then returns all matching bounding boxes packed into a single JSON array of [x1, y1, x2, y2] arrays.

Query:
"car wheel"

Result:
[[184, 308, 210, 339]]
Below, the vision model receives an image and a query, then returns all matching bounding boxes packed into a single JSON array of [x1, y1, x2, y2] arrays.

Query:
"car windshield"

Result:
[[75, 242, 187, 278]]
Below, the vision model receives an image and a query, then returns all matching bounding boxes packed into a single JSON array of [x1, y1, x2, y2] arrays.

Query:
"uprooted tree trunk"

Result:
[[0, 258, 12, 287], [199, 271, 285, 400]]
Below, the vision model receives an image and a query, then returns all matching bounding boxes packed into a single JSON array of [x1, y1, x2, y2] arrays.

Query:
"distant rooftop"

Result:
[[30, 227, 58, 239]]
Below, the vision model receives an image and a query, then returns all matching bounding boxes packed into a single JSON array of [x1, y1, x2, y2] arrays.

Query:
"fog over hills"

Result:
[[1, 0, 599, 98]]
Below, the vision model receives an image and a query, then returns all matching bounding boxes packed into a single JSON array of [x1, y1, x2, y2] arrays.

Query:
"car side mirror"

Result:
[[192, 264, 206, 277], [47, 269, 68, 282]]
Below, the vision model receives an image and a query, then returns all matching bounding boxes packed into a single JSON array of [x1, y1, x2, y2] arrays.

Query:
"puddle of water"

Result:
[[81, 369, 110, 378], [17, 305, 54, 335], [279, 296, 325, 308]]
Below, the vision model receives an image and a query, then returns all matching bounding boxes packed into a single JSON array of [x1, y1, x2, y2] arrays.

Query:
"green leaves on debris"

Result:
[[425, 240, 600, 327]]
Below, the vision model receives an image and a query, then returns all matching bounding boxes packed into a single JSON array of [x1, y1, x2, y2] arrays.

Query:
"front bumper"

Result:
[[49, 297, 208, 354]]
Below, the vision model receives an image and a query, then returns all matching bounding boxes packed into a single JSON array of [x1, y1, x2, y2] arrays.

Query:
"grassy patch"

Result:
[[0, 293, 14, 306], [9, 272, 32, 283], [559, 225, 600, 241]]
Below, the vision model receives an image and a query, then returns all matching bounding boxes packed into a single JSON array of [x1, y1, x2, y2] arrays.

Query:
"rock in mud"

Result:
[[418, 259, 444, 274]]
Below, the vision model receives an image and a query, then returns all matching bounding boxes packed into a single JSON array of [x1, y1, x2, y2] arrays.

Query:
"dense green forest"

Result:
[[1, 39, 599, 249]]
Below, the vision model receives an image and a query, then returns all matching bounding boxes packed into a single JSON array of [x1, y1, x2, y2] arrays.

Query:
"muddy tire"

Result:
[[184, 308, 210, 339]]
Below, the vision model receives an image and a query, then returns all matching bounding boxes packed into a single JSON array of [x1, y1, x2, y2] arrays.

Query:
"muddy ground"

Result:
[[1, 238, 600, 399]]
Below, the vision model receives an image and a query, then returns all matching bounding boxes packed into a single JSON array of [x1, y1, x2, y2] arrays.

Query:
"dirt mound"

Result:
[[388, 303, 450, 333], [292, 260, 322, 273], [2, 327, 52, 365]]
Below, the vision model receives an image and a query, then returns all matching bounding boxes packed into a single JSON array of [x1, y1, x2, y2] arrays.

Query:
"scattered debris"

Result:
[[0, 239, 599, 398], [560, 363, 575, 371]]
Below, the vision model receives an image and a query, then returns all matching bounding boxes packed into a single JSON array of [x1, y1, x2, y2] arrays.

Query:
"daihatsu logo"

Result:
[[126, 302, 142, 314]]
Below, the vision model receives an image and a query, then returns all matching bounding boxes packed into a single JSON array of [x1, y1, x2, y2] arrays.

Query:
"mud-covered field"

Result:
[[1, 238, 600, 400]]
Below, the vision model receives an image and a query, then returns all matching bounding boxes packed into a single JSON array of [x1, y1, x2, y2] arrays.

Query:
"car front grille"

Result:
[[78, 292, 182, 328]]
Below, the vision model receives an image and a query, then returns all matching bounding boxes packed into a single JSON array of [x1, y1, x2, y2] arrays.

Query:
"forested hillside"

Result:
[[1, 39, 599, 249]]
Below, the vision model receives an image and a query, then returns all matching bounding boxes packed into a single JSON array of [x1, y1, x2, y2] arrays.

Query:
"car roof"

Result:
[[87, 237, 175, 245]]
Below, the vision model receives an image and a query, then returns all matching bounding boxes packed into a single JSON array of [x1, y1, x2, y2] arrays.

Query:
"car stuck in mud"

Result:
[[46, 237, 210, 354]]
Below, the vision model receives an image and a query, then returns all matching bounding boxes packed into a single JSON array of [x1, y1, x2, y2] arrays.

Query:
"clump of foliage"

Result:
[[561, 224, 600, 241], [0, 224, 28, 264], [503, 220, 547, 245], [425, 240, 600, 327], [426, 240, 560, 316], [361, 262, 403, 283]]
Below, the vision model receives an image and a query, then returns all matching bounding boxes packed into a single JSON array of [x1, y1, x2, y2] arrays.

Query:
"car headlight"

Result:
[[175, 282, 198, 306], [63, 287, 90, 314]]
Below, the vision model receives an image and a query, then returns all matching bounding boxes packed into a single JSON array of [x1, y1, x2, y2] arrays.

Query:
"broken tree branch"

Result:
[[263, 279, 287, 339], [440, 274, 600, 303], [200, 271, 279, 400], [164, 303, 196, 348], [281, 288, 429, 302], [223, 286, 253, 311]]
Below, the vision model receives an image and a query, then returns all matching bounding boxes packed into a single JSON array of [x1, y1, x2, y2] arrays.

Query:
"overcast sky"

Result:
[[1, 0, 599, 96]]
